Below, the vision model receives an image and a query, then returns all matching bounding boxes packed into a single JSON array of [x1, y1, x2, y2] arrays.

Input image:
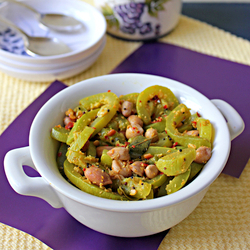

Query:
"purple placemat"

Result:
[[1, 42, 249, 250], [112, 42, 249, 178], [0, 80, 168, 250]]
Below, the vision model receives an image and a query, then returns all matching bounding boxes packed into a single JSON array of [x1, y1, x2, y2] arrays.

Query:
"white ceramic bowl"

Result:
[[0, 36, 106, 82], [4, 74, 244, 237], [0, 0, 106, 63], [0, 36, 106, 71]]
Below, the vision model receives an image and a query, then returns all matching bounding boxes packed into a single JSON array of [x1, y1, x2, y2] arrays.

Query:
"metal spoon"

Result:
[[6, 0, 83, 32], [0, 16, 71, 56]]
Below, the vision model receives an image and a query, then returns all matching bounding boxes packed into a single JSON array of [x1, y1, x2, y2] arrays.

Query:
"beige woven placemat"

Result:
[[1, 14, 250, 250]]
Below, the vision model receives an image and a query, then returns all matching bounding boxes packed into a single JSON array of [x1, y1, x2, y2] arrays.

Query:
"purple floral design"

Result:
[[114, 2, 153, 35], [0, 27, 28, 55]]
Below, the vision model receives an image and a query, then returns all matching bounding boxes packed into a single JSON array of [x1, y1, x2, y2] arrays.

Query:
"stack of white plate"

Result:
[[0, 0, 106, 82]]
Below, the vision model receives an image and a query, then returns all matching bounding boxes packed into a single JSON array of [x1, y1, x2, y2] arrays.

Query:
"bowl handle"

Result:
[[211, 99, 245, 141], [4, 146, 63, 208]]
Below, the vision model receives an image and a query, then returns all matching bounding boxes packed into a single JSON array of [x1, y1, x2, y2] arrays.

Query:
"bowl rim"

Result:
[[29, 73, 231, 212]]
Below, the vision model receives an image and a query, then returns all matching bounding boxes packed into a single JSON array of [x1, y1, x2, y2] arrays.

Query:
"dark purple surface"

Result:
[[1, 42, 249, 250], [0, 80, 168, 250], [112, 42, 249, 178]]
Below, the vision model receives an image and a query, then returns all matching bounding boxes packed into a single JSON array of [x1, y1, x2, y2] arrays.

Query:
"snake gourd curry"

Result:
[[51, 85, 212, 200]]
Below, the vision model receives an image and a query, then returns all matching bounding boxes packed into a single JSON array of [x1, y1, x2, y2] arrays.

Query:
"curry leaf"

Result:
[[128, 135, 152, 159]]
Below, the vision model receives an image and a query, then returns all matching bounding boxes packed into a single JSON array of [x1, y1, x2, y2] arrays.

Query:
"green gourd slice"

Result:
[[195, 117, 212, 142], [156, 148, 196, 176], [166, 167, 191, 194], [67, 109, 99, 145], [166, 104, 211, 149], [136, 85, 179, 125], [51, 126, 69, 143], [145, 173, 168, 189], [70, 126, 95, 152], [64, 160, 127, 200], [121, 177, 152, 199], [188, 162, 204, 181], [101, 149, 112, 167]]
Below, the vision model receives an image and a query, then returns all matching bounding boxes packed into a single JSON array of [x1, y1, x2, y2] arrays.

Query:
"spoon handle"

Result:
[[0, 15, 29, 38], [3, 0, 40, 17]]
